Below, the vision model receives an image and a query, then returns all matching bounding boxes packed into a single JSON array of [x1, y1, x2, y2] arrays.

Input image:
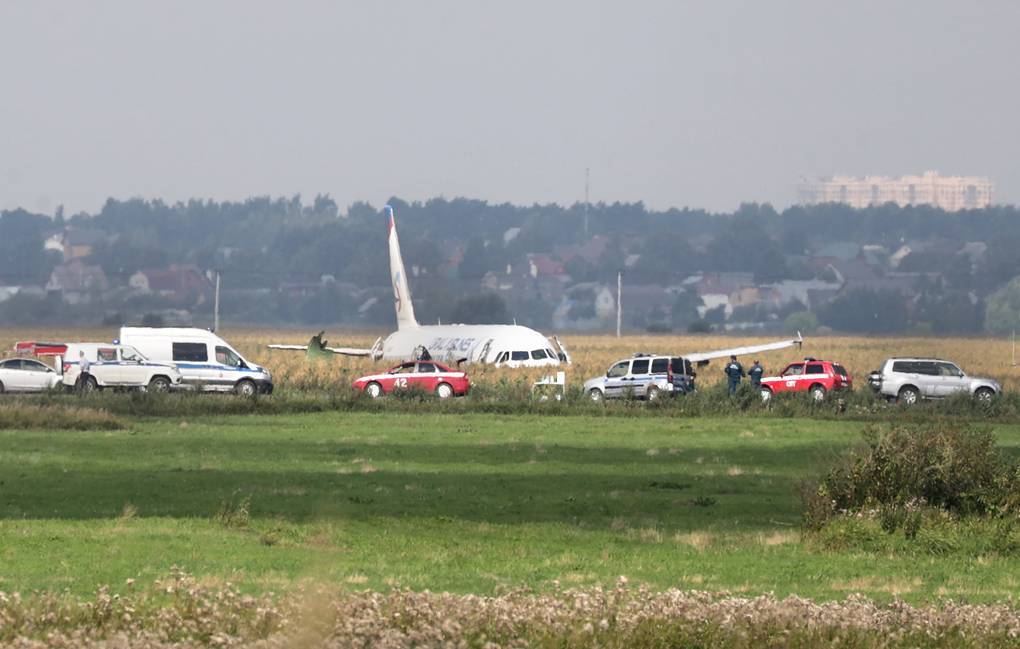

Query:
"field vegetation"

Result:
[[2, 329, 1020, 645], [1, 328, 1018, 395]]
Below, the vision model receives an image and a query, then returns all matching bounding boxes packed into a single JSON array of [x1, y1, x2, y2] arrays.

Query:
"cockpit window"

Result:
[[511, 351, 529, 361], [530, 349, 548, 359]]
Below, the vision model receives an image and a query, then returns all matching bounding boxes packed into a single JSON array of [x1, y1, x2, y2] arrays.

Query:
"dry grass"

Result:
[[2, 571, 1019, 648], [4, 327, 1017, 394]]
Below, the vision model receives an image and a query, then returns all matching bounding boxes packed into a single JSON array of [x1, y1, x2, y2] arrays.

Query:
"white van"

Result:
[[60, 343, 183, 392], [119, 327, 273, 396]]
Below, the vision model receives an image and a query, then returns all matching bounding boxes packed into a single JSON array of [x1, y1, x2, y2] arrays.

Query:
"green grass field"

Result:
[[2, 411, 1019, 603]]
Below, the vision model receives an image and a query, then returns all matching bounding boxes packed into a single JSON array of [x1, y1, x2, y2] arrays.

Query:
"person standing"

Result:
[[724, 355, 745, 396], [76, 350, 92, 395], [748, 360, 764, 388]]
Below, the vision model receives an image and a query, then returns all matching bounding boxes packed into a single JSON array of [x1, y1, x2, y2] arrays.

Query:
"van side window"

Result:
[[173, 342, 208, 362], [98, 348, 117, 362], [631, 359, 650, 374], [215, 346, 241, 367], [651, 358, 669, 374]]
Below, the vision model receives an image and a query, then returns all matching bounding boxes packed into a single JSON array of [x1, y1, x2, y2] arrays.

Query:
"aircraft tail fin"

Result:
[[386, 205, 419, 329]]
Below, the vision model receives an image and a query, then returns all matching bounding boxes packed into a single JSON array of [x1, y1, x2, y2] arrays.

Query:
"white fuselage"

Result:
[[381, 324, 560, 367]]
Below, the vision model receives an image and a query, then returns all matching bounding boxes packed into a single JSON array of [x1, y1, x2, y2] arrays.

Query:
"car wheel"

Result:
[[0, 380, 5, 394], [898, 385, 920, 405], [975, 387, 995, 403], [435, 382, 454, 399], [646, 386, 660, 402], [365, 382, 383, 398], [810, 385, 826, 402], [234, 379, 257, 397], [82, 376, 99, 394], [587, 388, 604, 402], [760, 386, 772, 402], [148, 376, 171, 393]]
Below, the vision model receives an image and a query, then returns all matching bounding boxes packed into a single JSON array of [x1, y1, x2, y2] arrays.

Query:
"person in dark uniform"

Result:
[[748, 360, 764, 388], [724, 355, 745, 396]]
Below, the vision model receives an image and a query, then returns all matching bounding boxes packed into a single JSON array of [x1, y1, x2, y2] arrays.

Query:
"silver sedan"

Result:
[[0, 358, 62, 393]]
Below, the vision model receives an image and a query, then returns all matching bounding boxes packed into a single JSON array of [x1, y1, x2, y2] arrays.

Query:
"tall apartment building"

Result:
[[797, 171, 993, 211]]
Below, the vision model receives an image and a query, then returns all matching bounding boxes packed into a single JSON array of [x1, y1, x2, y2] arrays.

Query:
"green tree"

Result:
[[818, 289, 908, 334], [985, 276, 1020, 335], [449, 293, 509, 324]]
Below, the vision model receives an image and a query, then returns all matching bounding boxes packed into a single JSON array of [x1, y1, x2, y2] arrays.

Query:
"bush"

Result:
[[803, 422, 1020, 530]]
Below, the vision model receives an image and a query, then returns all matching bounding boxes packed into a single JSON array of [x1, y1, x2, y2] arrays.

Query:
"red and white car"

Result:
[[759, 358, 852, 401], [352, 361, 470, 399]]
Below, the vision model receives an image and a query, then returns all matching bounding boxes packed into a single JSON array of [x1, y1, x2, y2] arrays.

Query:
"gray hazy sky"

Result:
[[2, 1, 1018, 215]]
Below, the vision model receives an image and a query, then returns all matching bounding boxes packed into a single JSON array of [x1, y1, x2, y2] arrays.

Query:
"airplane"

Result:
[[268, 205, 572, 368]]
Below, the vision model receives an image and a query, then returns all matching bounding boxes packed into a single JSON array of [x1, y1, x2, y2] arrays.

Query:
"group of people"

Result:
[[723, 355, 764, 396]]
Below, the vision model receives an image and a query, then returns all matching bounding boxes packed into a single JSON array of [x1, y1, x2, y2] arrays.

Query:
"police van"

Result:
[[59, 342, 183, 392], [119, 327, 273, 396]]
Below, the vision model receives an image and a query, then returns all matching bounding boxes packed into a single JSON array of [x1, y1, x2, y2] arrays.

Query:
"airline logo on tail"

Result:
[[385, 205, 419, 330]]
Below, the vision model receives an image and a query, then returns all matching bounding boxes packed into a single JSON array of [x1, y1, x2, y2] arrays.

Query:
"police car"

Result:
[[60, 343, 183, 392], [583, 354, 695, 402], [120, 327, 273, 396]]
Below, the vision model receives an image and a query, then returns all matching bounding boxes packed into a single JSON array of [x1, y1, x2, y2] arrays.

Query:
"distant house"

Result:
[[61, 228, 106, 260], [129, 265, 211, 303], [553, 235, 609, 266], [552, 282, 616, 330], [47, 260, 108, 304], [526, 254, 566, 279]]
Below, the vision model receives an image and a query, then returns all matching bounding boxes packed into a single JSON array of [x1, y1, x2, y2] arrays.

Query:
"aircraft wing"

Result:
[[266, 344, 373, 356], [685, 333, 804, 364], [267, 332, 380, 358]]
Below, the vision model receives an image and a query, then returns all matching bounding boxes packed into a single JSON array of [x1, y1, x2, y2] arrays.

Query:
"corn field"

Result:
[[3, 328, 1019, 395]]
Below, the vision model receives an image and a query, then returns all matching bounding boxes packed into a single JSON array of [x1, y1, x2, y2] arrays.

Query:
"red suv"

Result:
[[759, 358, 852, 402]]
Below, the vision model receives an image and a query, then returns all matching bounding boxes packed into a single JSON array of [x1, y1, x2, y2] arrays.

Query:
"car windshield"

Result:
[[215, 346, 242, 367], [120, 346, 146, 362], [607, 361, 629, 378], [782, 364, 804, 377]]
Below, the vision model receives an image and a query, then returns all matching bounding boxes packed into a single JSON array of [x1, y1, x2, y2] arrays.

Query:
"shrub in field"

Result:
[[803, 421, 1020, 554]]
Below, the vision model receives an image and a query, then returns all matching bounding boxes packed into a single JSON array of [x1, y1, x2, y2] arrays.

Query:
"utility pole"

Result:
[[583, 167, 590, 241], [213, 270, 221, 333], [616, 270, 622, 338]]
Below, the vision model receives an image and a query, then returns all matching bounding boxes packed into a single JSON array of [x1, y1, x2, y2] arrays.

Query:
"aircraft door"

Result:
[[628, 358, 651, 398]]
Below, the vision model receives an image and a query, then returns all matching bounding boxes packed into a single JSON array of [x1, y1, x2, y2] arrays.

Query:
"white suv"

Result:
[[867, 358, 1000, 404], [61, 343, 183, 393], [584, 354, 695, 401]]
